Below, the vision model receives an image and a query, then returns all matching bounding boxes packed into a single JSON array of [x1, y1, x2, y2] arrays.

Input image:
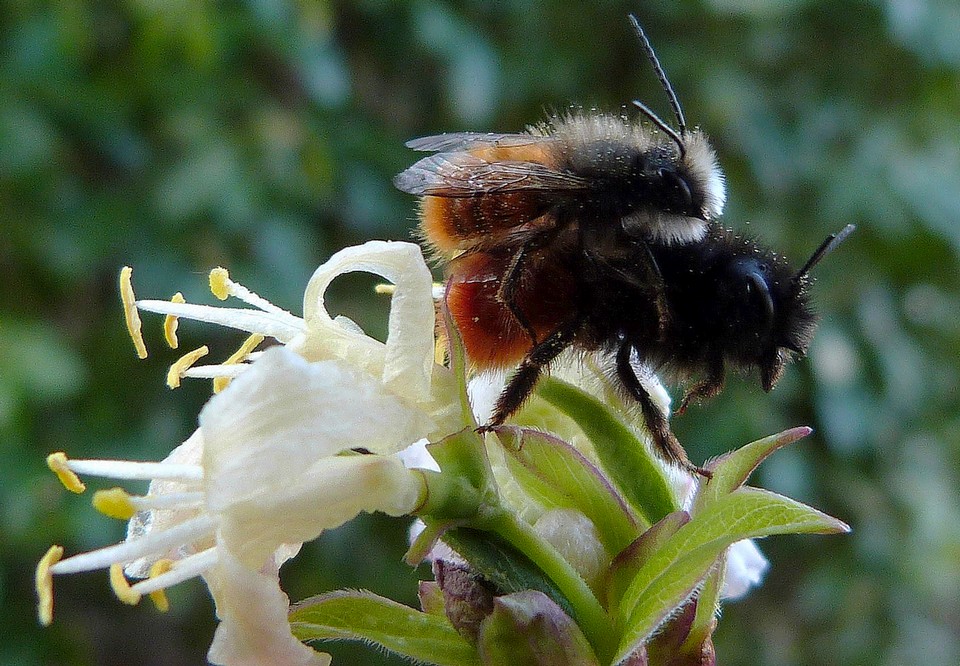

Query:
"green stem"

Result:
[[486, 511, 615, 663]]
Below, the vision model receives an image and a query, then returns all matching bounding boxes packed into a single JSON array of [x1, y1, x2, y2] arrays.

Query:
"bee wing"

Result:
[[405, 132, 546, 152], [394, 152, 589, 197]]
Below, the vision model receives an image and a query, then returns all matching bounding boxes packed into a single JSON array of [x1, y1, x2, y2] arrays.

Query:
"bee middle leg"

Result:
[[677, 357, 725, 415], [481, 319, 582, 431], [615, 342, 710, 477]]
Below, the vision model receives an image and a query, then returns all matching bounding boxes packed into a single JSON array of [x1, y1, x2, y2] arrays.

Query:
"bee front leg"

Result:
[[615, 342, 710, 478], [677, 357, 725, 415], [480, 319, 582, 432]]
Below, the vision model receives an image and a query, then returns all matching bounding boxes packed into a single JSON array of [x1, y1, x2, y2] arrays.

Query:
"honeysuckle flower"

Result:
[[38, 241, 464, 664]]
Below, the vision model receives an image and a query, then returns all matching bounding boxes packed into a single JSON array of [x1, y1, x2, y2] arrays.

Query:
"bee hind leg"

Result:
[[496, 242, 541, 346], [615, 342, 711, 478], [480, 319, 582, 432]]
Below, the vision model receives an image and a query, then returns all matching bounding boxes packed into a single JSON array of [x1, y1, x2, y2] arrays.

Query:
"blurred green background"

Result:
[[3, 1, 958, 664]]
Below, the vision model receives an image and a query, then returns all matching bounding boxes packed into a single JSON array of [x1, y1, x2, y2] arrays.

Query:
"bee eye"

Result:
[[657, 168, 693, 212], [746, 271, 775, 329]]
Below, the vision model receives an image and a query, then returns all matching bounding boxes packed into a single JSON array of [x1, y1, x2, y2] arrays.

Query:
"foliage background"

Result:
[[2, 1, 958, 664]]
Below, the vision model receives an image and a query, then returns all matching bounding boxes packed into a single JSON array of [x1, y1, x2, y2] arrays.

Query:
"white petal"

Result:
[[722, 538, 769, 600], [199, 347, 435, 514], [301, 241, 435, 401], [206, 547, 330, 666], [218, 454, 422, 568], [397, 438, 441, 472]]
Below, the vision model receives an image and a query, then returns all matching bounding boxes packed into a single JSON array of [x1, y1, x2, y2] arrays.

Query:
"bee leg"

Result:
[[676, 358, 725, 415], [481, 320, 582, 431], [496, 243, 540, 346], [615, 343, 711, 478], [638, 242, 670, 340]]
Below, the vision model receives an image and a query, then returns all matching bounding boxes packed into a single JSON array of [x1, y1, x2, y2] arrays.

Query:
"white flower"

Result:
[[720, 538, 769, 600], [38, 241, 460, 665]]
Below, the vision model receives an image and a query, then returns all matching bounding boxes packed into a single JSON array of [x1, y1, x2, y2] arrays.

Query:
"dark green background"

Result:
[[3, 1, 958, 664]]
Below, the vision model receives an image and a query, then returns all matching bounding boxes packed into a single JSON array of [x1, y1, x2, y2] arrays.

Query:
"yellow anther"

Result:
[[209, 267, 230, 300], [374, 283, 396, 296], [110, 564, 142, 606], [163, 292, 186, 349], [148, 560, 174, 612], [46, 452, 85, 494], [166, 346, 209, 389], [213, 334, 264, 393], [36, 545, 64, 626], [120, 267, 148, 359], [93, 487, 137, 520]]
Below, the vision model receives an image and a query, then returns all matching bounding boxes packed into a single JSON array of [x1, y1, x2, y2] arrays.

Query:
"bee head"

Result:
[[738, 225, 855, 391], [626, 16, 726, 240]]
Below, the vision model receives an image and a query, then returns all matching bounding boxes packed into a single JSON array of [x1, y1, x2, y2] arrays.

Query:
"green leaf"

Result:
[[694, 427, 813, 512], [605, 510, 690, 613], [615, 487, 850, 661], [496, 426, 640, 554], [534, 376, 678, 525], [477, 591, 601, 666], [290, 589, 480, 666]]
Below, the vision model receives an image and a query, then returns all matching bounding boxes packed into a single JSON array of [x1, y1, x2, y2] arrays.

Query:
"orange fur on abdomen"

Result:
[[419, 142, 559, 257], [446, 248, 575, 369]]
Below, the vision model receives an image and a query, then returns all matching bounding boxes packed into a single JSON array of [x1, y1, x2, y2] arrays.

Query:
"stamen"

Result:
[[130, 547, 218, 596], [110, 564, 142, 605], [47, 452, 86, 493], [164, 292, 186, 349], [64, 458, 203, 482], [120, 267, 148, 359], [51, 514, 218, 575], [213, 333, 264, 393], [209, 267, 293, 316], [183, 364, 249, 380], [36, 545, 64, 626], [135, 300, 305, 342], [93, 488, 137, 520], [148, 560, 174, 612], [209, 267, 230, 300], [94, 487, 204, 519], [374, 283, 396, 296], [167, 346, 210, 389]]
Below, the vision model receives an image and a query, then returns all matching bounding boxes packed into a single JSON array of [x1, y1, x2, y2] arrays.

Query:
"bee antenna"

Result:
[[794, 224, 856, 282], [628, 15, 687, 137], [632, 100, 687, 159]]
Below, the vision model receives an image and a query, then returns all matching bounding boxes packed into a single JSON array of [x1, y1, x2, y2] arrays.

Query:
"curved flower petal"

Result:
[[300, 241, 436, 402], [205, 546, 330, 666]]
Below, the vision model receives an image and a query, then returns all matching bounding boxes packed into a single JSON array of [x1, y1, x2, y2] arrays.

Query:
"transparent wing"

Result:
[[394, 152, 589, 197], [405, 132, 547, 152]]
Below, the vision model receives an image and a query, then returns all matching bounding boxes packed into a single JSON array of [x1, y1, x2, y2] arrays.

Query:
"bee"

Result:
[[395, 16, 853, 474]]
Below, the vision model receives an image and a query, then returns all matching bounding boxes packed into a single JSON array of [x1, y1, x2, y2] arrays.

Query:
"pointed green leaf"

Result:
[[694, 427, 812, 512], [535, 376, 678, 525], [677, 554, 722, 661], [605, 511, 690, 613], [290, 590, 480, 666], [497, 426, 640, 554], [615, 487, 850, 661], [477, 591, 601, 666]]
